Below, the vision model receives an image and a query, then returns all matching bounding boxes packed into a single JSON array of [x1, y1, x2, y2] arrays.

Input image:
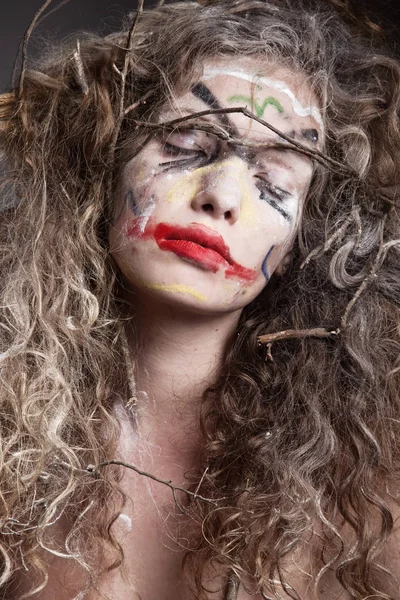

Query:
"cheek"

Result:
[[253, 214, 297, 282], [165, 171, 202, 204], [126, 196, 157, 238], [115, 160, 157, 219], [261, 246, 275, 282]]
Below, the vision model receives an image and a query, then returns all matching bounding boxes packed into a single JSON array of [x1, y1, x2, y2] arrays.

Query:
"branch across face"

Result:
[[109, 58, 322, 313]]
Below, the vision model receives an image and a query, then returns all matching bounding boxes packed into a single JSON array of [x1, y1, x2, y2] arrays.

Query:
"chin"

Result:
[[126, 273, 260, 316]]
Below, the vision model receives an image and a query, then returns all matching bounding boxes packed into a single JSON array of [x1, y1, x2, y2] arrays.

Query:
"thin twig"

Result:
[[106, 0, 144, 199], [17, 0, 54, 98], [135, 117, 307, 155], [193, 466, 209, 499], [118, 1, 144, 121], [258, 328, 340, 346], [224, 571, 240, 600], [36, 0, 72, 26], [341, 218, 387, 329], [87, 460, 220, 505], [124, 90, 153, 116], [341, 237, 400, 328], [301, 207, 361, 269], [120, 327, 136, 409], [112, 63, 123, 77], [157, 0, 166, 5], [134, 107, 349, 172], [266, 342, 274, 362]]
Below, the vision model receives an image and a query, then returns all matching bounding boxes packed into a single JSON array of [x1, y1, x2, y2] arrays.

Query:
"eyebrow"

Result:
[[191, 82, 240, 137]]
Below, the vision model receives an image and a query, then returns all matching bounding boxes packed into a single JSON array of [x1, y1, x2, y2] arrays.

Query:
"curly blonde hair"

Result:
[[1, 0, 400, 598]]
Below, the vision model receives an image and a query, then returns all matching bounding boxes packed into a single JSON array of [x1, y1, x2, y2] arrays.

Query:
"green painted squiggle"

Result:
[[228, 94, 284, 117]]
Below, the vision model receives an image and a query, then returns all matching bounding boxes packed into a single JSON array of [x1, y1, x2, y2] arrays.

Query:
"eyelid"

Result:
[[163, 128, 215, 151], [163, 141, 202, 156], [255, 174, 291, 200]]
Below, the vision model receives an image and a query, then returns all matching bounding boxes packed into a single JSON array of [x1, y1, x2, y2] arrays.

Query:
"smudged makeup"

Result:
[[109, 59, 321, 312]]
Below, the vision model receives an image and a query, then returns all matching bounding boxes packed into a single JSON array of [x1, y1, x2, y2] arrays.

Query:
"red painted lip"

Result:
[[153, 222, 256, 281]]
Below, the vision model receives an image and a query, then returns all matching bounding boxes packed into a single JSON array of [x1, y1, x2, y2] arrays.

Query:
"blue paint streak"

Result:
[[262, 246, 275, 282], [126, 190, 139, 216]]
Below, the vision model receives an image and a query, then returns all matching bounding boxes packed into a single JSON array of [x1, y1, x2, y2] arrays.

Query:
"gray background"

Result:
[[1, 0, 399, 92], [0, 0, 146, 91]]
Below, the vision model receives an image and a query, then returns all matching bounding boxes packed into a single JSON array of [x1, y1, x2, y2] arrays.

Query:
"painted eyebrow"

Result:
[[191, 82, 240, 137]]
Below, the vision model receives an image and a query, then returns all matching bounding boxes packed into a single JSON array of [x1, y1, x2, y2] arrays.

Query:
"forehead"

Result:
[[162, 58, 323, 147]]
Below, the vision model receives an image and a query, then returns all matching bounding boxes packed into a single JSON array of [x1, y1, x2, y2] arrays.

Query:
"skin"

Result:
[[11, 58, 400, 600], [10, 59, 328, 600], [109, 58, 322, 315], [105, 57, 324, 600], [8, 58, 400, 600]]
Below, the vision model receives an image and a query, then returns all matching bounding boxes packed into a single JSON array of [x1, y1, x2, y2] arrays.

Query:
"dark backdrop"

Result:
[[1, 0, 400, 92]]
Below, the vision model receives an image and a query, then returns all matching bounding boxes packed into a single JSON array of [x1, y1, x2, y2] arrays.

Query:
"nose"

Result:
[[190, 160, 245, 224]]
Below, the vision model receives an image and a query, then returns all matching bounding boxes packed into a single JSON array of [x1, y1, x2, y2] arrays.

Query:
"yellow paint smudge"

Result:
[[166, 173, 201, 205], [145, 283, 207, 302], [165, 160, 257, 225], [237, 173, 256, 226]]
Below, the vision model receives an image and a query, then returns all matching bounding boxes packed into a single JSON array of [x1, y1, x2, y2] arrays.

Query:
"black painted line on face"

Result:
[[126, 190, 139, 216], [191, 82, 240, 137], [260, 191, 291, 222]]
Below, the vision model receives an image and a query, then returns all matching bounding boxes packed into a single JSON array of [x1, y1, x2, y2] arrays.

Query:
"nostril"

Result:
[[224, 210, 232, 220], [202, 203, 214, 213]]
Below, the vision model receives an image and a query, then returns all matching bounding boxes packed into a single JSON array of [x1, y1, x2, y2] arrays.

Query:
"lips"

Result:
[[153, 222, 256, 281]]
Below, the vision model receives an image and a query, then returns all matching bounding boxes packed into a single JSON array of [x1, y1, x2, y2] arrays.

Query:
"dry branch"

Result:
[[301, 206, 361, 269], [17, 0, 54, 97], [106, 0, 144, 199], [341, 237, 400, 328], [87, 460, 220, 505], [124, 90, 153, 116], [36, 0, 72, 26], [134, 107, 349, 172], [258, 327, 340, 346]]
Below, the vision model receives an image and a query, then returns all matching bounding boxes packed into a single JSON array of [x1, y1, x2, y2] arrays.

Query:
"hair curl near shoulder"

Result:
[[1, 1, 400, 598]]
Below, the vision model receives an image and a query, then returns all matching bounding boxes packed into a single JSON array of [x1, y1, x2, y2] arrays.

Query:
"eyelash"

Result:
[[167, 141, 206, 157], [256, 179, 291, 222], [159, 132, 216, 169]]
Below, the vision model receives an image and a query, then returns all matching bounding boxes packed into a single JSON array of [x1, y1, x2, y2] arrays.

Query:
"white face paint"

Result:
[[118, 513, 132, 532], [202, 67, 323, 129], [137, 196, 156, 234], [109, 58, 322, 313]]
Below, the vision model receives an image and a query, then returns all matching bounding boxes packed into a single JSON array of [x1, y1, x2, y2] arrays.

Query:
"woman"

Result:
[[1, 0, 400, 598]]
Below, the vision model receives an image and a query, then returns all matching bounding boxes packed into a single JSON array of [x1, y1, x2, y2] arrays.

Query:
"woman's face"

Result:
[[109, 59, 322, 314]]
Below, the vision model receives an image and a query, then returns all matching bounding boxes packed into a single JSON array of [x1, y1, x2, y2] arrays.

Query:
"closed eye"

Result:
[[163, 141, 205, 158], [256, 178, 292, 222], [158, 130, 216, 169], [158, 143, 208, 170]]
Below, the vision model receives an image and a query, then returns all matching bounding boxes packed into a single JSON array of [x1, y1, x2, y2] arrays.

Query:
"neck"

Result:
[[125, 292, 242, 447]]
